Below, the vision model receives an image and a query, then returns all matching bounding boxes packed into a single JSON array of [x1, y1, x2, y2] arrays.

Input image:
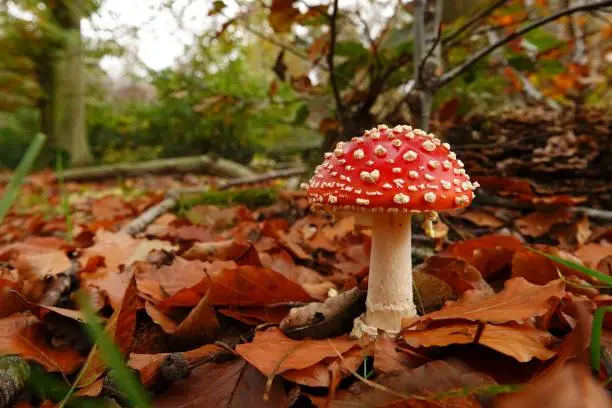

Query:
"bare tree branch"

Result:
[[442, 0, 509, 48], [327, 0, 345, 124], [438, 0, 612, 88]]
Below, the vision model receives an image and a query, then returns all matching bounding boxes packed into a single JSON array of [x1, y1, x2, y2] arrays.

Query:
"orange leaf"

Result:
[[458, 210, 506, 228], [160, 265, 314, 309], [0, 314, 83, 373], [235, 327, 360, 381], [514, 209, 573, 238], [406, 278, 565, 327], [269, 0, 299, 33], [443, 235, 524, 277]]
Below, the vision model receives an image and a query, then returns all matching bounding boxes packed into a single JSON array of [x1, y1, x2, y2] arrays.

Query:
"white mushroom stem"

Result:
[[356, 212, 417, 335]]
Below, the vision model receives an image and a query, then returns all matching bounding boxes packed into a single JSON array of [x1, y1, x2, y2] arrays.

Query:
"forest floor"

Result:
[[1, 109, 612, 407]]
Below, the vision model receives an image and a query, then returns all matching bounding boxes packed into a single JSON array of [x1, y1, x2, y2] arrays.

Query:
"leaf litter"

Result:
[[0, 169, 611, 407]]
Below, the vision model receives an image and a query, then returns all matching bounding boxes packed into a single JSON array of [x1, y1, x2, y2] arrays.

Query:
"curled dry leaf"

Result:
[[74, 276, 142, 389], [405, 278, 565, 328], [280, 287, 366, 340]]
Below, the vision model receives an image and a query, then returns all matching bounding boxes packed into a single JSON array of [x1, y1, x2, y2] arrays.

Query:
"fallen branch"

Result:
[[120, 192, 180, 236], [0, 155, 254, 184]]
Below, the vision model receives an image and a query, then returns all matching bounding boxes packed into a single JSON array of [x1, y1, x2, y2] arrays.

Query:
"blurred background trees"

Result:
[[0, 0, 611, 168]]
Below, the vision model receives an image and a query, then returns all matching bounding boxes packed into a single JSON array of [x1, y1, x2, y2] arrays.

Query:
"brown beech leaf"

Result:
[[331, 359, 496, 408], [458, 211, 506, 228], [406, 278, 565, 328], [269, 0, 299, 33], [160, 265, 314, 309], [235, 327, 362, 385], [443, 235, 524, 277], [374, 334, 423, 374], [514, 209, 573, 238], [494, 363, 611, 408], [0, 237, 72, 278], [75, 276, 142, 388], [416, 256, 493, 296], [153, 359, 287, 407], [512, 248, 592, 286], [0, 313, 83, 373], [171, 294, 220, 347], [144, 302, 178, 334], [219, 306, 291, 325], [575, 243, 612, 269]]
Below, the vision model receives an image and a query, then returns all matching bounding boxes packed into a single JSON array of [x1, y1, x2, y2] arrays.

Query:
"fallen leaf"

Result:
[[75, 276, 142, 388], [494, 363, 610, 408], [575, 243, 612, 269], [0, 313, 83, 373], [416, 256, 493, 296], [160, 265, 314, 309], [406, 278, 565, 328], [459, 211, 506, 228], [153, 359, 287, 407], [444, 235, 524, 278], [330, 359, 496, 408], [514, 209, 573, 238], [0, 238, 72, 278], [236, 327, 361, 384]]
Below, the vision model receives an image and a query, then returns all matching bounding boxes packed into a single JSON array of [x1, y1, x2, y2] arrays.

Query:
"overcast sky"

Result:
[[81, 0, 396, 79]]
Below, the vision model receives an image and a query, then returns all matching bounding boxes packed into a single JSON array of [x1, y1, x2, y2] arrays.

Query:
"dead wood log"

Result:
[[0, 155, 254, 184]]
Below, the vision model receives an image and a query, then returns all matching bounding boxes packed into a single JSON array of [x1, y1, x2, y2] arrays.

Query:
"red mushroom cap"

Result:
[[307, 124, 478, 212]]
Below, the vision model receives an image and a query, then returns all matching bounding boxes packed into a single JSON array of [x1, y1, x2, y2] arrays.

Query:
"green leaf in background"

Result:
[[335, 41, 369, 58], [379, 26, 413, 51], [524, 27, 563, 52], [0, 132, 46, 223], [293, 104, 310, 125], [527, 248, 612, 286], [540, 59, 565, 75], [508, 55, 535, 72], [591, 307, 612, 375]]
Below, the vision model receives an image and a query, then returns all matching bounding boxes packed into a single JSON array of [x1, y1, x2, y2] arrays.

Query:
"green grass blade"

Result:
[[527, 247, 612, 286], [56, 150, 73, 242], [77, 292, 151, 408], [591, 306, 612, 375], [0, 133, 46, 223]]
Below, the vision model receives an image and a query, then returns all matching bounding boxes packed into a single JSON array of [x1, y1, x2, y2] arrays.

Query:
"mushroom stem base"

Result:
[[362, 212, 416, 334]]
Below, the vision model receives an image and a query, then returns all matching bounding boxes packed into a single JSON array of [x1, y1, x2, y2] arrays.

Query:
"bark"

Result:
[[409, 0, 444, 130], [49, 0, 93, 165]]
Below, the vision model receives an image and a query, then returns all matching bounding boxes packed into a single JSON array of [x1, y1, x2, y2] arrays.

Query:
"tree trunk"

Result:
[[48, 0, 93, 166]]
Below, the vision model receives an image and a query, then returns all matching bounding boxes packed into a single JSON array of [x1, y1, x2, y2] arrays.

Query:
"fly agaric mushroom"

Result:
[[306, 124, 478, 336]]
